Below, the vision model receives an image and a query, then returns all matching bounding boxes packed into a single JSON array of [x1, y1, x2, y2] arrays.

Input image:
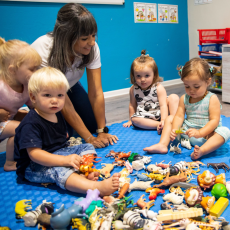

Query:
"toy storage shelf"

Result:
[[222, 44, 230, 103]]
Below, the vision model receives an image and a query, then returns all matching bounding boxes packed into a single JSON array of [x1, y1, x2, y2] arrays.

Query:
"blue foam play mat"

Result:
[[1, 115, 230, 229]]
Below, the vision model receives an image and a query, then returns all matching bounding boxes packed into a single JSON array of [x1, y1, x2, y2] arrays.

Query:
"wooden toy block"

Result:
[[210, 197, 229, 218], [157, 208, 203, 221]]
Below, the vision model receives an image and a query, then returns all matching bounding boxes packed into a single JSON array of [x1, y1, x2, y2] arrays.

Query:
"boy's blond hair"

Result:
[[0, 37, 41, 82], [28, 67, 70, 95]]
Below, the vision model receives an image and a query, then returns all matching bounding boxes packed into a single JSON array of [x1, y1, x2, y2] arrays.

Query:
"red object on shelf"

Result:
[[198, 28, 230, 45]]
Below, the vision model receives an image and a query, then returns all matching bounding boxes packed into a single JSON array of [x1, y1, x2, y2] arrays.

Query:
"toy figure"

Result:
[[112, 220, 131, 229], [105, 150, 119, 159], [125, 161, 133, 173], [79, 163, 100, 177], [131, 160, 145, 171], [163, 192, 184, 205], [75, 189, 103, 212], [81, 154, 102, 165], [37, 213, 51, 229], [100, 211, 115, 230], [135, 195, 155, 210], [156, 160, 171, 168], [15, 199, 32, 219], [67, 203, 88, 219], [22, 203, 42, 227], [181, 138, 192, 149], [72, 217, 91, 230], [85, 200, 103, 219], [128, 179, 153, 192], [100, 163, 116, 178], [115, 151, 131, 160], [40, 200, 54, 214], [128, 153, 139, 162], [184, 187, 203, 207], [197, 170, 216, 190], [169, 143, 182, 154], [200, 196, 215, 213], [147, 164, 162, 173], [145, 188, 165, 200], [134, 209, 157, 221], [211, 183, 228, 199], [88, 207, 103, 230], [113, 158, 126, 167], [207, 162, 230, 173], [152, 170, 187, 188], [143, 173, 165, 181], [136, 173, 152, 181], [117, 183, 130, 199], [67, 137, 82, 146], [215, 173, 226, 185]]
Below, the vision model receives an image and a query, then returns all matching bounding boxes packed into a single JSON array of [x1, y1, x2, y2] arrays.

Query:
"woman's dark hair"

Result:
[[48, 3, 97, 73]]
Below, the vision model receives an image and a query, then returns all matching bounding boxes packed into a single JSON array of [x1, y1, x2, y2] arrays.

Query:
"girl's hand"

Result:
[[185, 128, 201, 139], [157, 120, 165, 134], [123, 120, 133, 128], [66, 154, 83, 170], [170, 129, 177, 141], [0, 109, 10, 122]]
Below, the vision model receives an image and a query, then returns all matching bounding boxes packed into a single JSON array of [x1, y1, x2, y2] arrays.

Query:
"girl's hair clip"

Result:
[[179, 66, 183, 73], [209, 66, 214, 73]]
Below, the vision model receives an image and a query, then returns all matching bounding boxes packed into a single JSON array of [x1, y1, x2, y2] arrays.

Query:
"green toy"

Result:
[[211, 183, 228, 199], [85, 200, 103, 217], [128, 153, 138, 163]]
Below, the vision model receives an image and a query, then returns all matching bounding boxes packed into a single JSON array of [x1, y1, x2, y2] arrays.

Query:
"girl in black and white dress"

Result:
[[123, 50, 179, 135]]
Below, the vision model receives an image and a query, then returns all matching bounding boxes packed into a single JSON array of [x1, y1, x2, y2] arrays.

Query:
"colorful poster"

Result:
[[158, 4, 169, 23], [134, 2, 146, 23], [168, 5, 178, 23], [145, 3, 157, 23]]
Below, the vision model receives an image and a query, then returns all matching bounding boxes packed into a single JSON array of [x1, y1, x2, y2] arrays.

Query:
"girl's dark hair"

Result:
[[178, 57, 218, 81], [130, 50, 162, 86], [48, 3, 97, 73]]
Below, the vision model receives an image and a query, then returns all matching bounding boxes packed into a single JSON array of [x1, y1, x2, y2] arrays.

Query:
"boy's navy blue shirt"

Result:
[[14, 109, 68, 179]]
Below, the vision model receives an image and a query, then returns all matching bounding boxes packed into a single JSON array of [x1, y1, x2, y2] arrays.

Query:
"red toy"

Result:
[[145, 188, 165, 200]]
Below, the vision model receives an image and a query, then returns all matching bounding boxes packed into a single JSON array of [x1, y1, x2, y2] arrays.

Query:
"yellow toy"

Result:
[[15, 199, 32, 219], [209, 197, 229, 218], [143, 173, 165, 181]]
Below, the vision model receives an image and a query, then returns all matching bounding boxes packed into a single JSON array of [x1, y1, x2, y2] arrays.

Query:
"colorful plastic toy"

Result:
[[128, 152, 139, 162], [210, 197, 229, 218], [197, 170, 216, 190], [37, 213, 51, 229], [135, 194, 155, 210], [15, 199, 32, 219], [200, 196, 215, 213], [85, 200, 103, 218], [72, 217, 90, 230], [156, 160, 171, 168], [184, 187, 203, 207], [145, 188, 165, 200], [117, 183, 130, 199], [100, 163, 116, 178], [79, 163, 100, 177], [22, 204, 42, 227], [169, 143, 182, 154], [136, 173, 152, 181], [181, 138, 192, 149], [211, 183, 228, 199], [163, 192, 184, 205], [81, 154, 102, 165], [128, 178, 153, 191], [215, 173, 226, 185]]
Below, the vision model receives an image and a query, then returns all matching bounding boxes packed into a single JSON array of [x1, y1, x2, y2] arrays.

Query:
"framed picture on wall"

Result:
[[158, 4, 169, 23], [145, 3, 157, 23], [168, 5, 178, 23], [134, 2, 147, 23]]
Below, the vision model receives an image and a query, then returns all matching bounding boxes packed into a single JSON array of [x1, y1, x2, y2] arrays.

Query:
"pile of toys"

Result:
[[12, 148, 230, 230]]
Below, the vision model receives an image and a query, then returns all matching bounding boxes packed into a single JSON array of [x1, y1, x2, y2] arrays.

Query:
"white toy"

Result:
[[125, 160, 133, 173], [186, 222, 201, 230], [112, 220, 131, 229], [132, 160, 145, 171], [143, 221, 162, 230], [134, 209, 157, 221], [147, 164, 162, 173], [170, 143, 182, 154], [163, 192, 184, 205], [100, 211, 115, 230], [89, 207, 103, 230], [226, 181, 230, 194], [174, 161, 187, 171], [181, 138, 192, 150], [141, 156, 152, 164], [128, 179, 153, 192]]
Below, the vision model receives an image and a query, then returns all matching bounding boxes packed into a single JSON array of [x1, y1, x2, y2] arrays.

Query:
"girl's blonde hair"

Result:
[[28, 67, 70, 95], [178, 57, 218, 81], [130, 50, 162, 86], [0, 37, 41, 82]]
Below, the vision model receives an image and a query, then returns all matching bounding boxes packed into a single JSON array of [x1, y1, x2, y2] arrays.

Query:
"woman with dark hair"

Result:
[[31, 3, 118, 148]]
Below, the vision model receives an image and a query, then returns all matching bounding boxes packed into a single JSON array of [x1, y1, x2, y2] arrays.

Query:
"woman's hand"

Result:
[[0, 109, 10, 122], [66, 154, 82, 170], [170, 129, 177, 141], [123, 120, 133, 128], [185, 128, 201, 139], [87, 133, 118, 148]]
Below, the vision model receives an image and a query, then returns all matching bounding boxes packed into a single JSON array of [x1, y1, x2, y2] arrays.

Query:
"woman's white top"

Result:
[[31, 35, 101, 88]]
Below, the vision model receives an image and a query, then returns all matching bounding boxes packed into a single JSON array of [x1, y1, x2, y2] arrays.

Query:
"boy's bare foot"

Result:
[[94, 173, 120, 197], [143, 143, 168, 154], [191, 145, 204, 160], [87, 171, 100, 181], [4, 160, 17, 171]]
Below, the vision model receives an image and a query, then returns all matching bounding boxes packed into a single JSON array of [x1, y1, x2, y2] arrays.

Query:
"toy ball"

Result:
[[211, 183, 228, 199]]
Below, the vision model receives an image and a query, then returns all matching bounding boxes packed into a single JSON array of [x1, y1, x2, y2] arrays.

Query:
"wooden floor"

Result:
[[0, 84, 229, 152]]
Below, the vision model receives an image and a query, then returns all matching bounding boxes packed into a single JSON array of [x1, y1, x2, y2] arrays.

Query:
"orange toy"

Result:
[[215, 173, 226, 185], [200, 196, 215, 213], [79, 163, 99, 177], [135, 194, 155, 210], [81, 154, 102, 165], [184, 187, 203, 207], [197, 170, 216, 190], [145, 188, 165, 200]]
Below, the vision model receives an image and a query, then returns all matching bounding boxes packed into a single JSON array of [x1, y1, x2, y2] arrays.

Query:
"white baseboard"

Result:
[[104, 78, 183, 99]]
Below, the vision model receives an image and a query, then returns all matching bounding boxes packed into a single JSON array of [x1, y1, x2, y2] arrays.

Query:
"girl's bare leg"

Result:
[[167, 94, 179, 116], [143, 115, 173, 153], [191, 133, 225, 160], [1, 121, 20, 171], [131, 117, 160, 129], [65, 172, 120, 197]]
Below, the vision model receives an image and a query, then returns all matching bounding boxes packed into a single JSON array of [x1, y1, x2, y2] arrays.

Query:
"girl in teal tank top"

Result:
[[144, 58, 230, 160]]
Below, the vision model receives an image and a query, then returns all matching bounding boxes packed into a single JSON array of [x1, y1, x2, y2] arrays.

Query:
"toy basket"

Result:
[[198, 28, 230, 45], [198, 44, 222, 60]]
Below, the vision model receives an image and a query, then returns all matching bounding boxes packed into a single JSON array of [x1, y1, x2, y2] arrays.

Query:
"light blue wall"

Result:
[[0, 1, 189, 92]]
